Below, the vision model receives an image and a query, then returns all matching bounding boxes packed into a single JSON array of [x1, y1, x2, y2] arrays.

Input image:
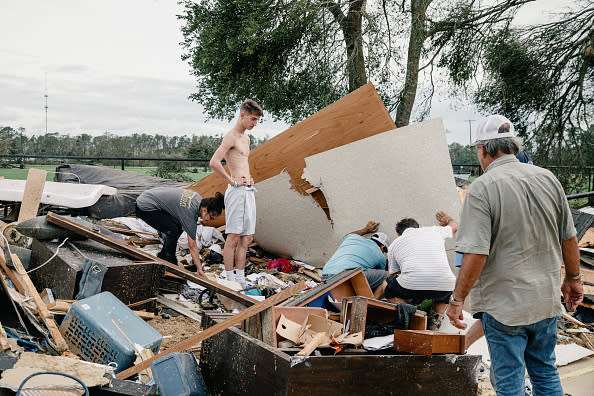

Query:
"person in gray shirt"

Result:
[[136, 187, 224, 276], [447, 114, 583, 395]]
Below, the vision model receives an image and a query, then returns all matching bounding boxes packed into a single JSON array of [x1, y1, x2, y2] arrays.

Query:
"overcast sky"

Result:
[[0, 0, 572, 144]]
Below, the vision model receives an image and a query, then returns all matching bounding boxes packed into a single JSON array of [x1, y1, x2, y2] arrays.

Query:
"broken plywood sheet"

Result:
[[254, 118, 459, 267], [189, 82, 396, 227]]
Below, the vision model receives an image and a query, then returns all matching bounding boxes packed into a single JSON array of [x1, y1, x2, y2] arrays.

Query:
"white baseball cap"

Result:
[[471, 114, 516, 146], [370, 232, 390, 247]]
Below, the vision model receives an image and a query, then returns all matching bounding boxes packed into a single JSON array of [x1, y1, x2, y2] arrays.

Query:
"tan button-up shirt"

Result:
[[456, 155, 575, 326]]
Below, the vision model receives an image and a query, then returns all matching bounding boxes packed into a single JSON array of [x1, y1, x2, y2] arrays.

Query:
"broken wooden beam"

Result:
[[0, 249, 25, 294], [45, 212, 257, 307], [10, 253, 69, 353], [116, 281, 306, 380], [17, 168, 47, 222]]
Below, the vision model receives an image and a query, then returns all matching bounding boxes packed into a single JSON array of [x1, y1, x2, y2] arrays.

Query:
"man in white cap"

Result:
[[322, 221, 390, 299], [378, 211, 458, 330], [447, 114, 583, 395]]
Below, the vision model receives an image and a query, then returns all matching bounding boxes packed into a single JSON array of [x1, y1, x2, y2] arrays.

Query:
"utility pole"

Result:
[[465, 119, 475, 173], [44, 73, 48, 134]]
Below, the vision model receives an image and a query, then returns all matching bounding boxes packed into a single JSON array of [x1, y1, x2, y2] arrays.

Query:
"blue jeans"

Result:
[[481, 312, 563, 396]]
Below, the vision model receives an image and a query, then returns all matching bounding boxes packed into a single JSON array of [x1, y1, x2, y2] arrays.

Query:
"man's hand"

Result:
[[446, 304, 467, 330], [364, 221, 379, 233], [561, 278, 584, 312], [435, 211, 452, 226]]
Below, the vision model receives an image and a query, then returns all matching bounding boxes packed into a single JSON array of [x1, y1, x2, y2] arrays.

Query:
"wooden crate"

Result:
[[340, 296, 426, 340], [394, 330, 465, 356], [200, 312, 481, 396]]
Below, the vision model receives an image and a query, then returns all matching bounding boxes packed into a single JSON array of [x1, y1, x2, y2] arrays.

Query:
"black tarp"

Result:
[[54, 164, 189, 219]]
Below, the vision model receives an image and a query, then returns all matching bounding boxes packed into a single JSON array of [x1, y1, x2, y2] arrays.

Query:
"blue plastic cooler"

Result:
[[59, 291, 162, 372]]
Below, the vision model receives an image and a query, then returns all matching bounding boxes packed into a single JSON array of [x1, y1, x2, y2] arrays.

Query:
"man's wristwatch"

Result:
[[449, 295, 464, 306]]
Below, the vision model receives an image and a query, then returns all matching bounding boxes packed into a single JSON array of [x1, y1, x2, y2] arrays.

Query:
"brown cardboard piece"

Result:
[[276, 314, 303, 344], [298, 314, 343, 347]]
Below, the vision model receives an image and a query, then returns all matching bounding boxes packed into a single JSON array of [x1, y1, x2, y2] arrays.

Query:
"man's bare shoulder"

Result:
[[222, 127, 245, 146]]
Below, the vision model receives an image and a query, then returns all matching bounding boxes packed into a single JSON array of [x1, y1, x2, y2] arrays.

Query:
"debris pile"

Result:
[[0, 83, 592, 395]]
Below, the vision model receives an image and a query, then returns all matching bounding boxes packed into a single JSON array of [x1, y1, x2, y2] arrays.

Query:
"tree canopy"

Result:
[[466, 2, 593, 166], [178, 0, 531, 126]]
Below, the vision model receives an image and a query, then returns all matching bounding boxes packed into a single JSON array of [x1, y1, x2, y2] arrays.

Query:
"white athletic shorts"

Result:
[[224, 185, 256, 236]]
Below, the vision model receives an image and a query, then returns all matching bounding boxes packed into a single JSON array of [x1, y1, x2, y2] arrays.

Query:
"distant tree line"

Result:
[[0, 126, 269, 167]]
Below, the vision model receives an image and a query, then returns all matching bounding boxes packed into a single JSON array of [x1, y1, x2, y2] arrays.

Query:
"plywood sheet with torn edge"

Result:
[[188, 82, 396, 227], [254, 118, 460, 267]]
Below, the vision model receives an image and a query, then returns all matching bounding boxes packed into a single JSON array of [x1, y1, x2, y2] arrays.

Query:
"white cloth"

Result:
[[110, 217, 159, 240], [177, 225, 225, 250], [387, 226, 455, 291]]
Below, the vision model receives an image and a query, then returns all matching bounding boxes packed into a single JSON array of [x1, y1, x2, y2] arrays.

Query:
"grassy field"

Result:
[[0, 164, 211, 182]]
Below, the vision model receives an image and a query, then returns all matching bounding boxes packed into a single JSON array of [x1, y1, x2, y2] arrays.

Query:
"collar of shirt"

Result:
[[485, 154, 519, 173]]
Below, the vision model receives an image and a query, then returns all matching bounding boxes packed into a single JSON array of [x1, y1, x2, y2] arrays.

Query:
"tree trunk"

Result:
[[395, 0, 432, 127], [343, 0, 367, 91]]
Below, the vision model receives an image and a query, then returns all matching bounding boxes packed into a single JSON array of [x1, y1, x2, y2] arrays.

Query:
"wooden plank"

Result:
[[116, 281, 306, 380], [48, 299, 155, 320], [10, 253, 69, 353], [345, 298, 367, 334], [0, 249, 25, 294], [45, 212, 257, 307], [17, 168, 47, 222], [189, 82, 396, 227], [127, 297, 157, 308]]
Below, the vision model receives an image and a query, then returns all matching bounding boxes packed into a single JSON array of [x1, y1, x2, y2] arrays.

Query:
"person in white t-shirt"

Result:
[[376, 211, 457, 329]]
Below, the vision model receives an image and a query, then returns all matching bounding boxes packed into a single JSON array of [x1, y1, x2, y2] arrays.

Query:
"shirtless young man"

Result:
[[209, 99, 263, 287]]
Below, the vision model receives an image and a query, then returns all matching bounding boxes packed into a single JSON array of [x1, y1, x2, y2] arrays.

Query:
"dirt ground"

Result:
[[148, 312, 203, 355]]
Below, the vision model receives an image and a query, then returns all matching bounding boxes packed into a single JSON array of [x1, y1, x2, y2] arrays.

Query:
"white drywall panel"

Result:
[[254, 172, 340, 267], [254, 118, 460, 267], [304, 118, 460, 256]]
